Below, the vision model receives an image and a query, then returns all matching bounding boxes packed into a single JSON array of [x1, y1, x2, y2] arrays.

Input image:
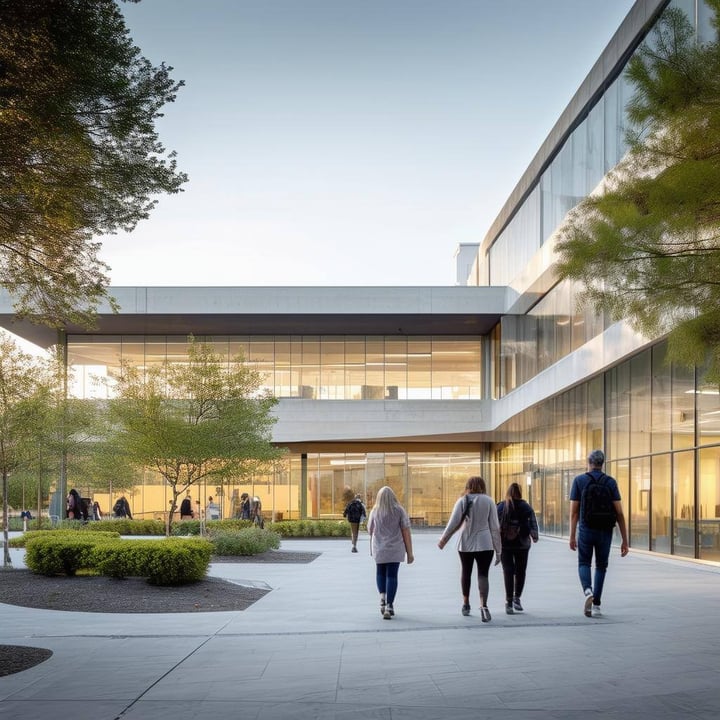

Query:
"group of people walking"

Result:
[[346, 449, 628, 621]]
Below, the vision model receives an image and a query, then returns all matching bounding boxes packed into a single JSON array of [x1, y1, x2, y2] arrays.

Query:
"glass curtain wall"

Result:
[[67, 335, 482, 402], [493, 341, 720, 561], [482, 0, 710, 291]]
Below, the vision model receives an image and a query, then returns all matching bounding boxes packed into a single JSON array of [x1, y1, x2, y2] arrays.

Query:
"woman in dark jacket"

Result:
[[497, 482, 539, 614]]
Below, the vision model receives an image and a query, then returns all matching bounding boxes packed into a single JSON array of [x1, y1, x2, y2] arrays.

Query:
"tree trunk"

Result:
[[3, 469, 12, 567], [166, 487, 180, 538]]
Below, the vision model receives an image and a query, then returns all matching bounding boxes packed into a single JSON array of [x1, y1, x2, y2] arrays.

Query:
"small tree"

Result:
[[0, 334, 49, 565], [555, 1, 720, 381], [107, 337, 283, 536]]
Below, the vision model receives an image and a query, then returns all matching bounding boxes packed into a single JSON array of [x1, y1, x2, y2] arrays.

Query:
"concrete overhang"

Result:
[[0, 285, 514, 347]]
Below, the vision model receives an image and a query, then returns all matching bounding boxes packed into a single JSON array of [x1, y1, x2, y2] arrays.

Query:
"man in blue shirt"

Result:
[[569, 449, 629, 618]]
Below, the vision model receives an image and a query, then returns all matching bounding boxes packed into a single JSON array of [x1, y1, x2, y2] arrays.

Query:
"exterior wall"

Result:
[[0, 1, 718, 564], [481, 0, 719, 563]]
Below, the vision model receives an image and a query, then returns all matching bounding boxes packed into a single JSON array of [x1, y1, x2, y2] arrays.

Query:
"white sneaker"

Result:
[[591, 604, 602, 618], [583, 588, 594, 617]]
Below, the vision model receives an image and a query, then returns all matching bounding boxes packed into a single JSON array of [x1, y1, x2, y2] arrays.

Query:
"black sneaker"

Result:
[[480, 606, 491, 622], [505, 602, 514, 615], [462, 604, 471, 616], [512, 597, 523, 612], [351, 546, 358, 553]]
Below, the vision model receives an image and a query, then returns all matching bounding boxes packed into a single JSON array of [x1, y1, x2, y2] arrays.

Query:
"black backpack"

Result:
[[500, 502, 523, 541], [580, 473, 617, 530]]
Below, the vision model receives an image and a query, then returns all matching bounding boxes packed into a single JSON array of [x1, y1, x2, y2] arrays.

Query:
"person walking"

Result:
[[113, 496, 132, 519], [239, 493, 251, 520], [92, 500, 103, 521], [497, 482, 539, 614], [438, 476, 501, 621], [66, 488, 83, 520], [343, 493, 367, 553], [367, 486, 414, 620], [206, 496, 220, 521], [569, 449, 629, 618], [179, 492, 194, 520]]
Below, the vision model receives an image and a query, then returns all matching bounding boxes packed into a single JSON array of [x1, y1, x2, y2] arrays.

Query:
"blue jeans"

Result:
[[577, 526, 613, 605], [376, 562, 400, 604]]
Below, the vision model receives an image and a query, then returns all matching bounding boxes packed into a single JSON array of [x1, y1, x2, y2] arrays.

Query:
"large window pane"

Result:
[[697, 374, 720, 446], [652, 344, 672, 452], [345, 338, 365, 400], [630, 350, 652, 457], [651, 454, 671, 552], [320, 337, 344, 400], [630, 456, 650, 549], [407, 338, 431, 400], [698, 446, 720, 561], [673, 450, 695, 557], [606, 361, 630, 460], [384, 337, 407, 400], [672, 363, 695, 450]]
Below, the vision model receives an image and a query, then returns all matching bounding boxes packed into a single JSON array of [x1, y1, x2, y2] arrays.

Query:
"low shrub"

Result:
[[171, 518, 254, 536], [91, 540, 139, 579], [23, 532, 211, 585], [133, 538, 212, 585], [25, 534, 114, 576], [82, 519, 166, 535], [269, 520, 350, 538], [209, 526, 281, 556], [10, 529, 120, 548]]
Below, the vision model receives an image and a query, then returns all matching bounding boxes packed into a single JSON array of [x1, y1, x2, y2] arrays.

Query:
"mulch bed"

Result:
[[0, 548, 320, 677], [0, 646, 53, 678]]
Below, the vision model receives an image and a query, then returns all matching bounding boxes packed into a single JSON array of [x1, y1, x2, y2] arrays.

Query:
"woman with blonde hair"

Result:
[[368, 486, 414, 620], [438, 476, 501, 621]]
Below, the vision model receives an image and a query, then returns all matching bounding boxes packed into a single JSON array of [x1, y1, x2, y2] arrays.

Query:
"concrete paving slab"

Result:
[[1, 531, 719, 719]]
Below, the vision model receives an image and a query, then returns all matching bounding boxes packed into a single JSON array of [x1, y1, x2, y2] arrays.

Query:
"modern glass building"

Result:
[[1, 0, 718, 562]]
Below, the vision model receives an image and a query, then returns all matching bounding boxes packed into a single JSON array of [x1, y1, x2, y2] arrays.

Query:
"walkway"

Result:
[[1, 531, 719, 719]]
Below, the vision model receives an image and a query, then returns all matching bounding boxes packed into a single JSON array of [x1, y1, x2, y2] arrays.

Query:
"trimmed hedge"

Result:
[[209, 526, 281, 556], [9, 529, 121, 548], [75, 518, 166, 535], [25, 533, 118, 576], [172, 518, 255, 536], [269, 520, 351, 537], [24, 534, 212, 585]]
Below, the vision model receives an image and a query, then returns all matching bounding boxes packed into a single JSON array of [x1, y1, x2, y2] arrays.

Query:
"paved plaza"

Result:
[[1, 530, 719, 719]]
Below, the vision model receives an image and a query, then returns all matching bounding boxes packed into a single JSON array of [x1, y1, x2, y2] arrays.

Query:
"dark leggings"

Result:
[[458, 550, 494, 603], [376, 562, 400, 604], [500, 547, 530, 600]]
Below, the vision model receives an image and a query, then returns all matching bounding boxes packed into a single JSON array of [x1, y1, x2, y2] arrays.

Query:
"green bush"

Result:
[[133, 538, 212, 585], [209, 526, 281, 556], [82, 518, 166, 535], [23, 532, 212, 585], [269, 520, 351, 538], [171, 518, 254, 536], [11, 529, 120, 548], [25, 534, 112, 576], [91, 540, 139, 579]]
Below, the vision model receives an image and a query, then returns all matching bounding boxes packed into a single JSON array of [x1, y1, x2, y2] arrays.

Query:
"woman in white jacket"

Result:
[[438, 476, 502, 621]]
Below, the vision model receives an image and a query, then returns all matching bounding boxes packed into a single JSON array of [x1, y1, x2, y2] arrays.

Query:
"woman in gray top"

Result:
[[438, 476, 502, 621], [368, 486, 414, 620]]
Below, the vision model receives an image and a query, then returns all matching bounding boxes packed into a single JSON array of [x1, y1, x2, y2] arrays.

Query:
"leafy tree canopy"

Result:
[[106, 337, 283, 535], [555, 1, 720, 381], [0, 332, 54, 563], [0, 0, 187, 327]]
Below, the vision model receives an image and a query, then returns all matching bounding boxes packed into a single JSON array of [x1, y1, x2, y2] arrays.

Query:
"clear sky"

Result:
[[101, 0, 636, 288]]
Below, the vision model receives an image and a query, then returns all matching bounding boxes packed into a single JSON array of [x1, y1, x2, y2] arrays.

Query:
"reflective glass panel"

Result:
[[673, 450, 695, 557]]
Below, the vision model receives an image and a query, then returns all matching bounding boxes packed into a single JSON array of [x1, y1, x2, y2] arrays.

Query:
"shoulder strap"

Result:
[[585, 472, 606, 484]]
